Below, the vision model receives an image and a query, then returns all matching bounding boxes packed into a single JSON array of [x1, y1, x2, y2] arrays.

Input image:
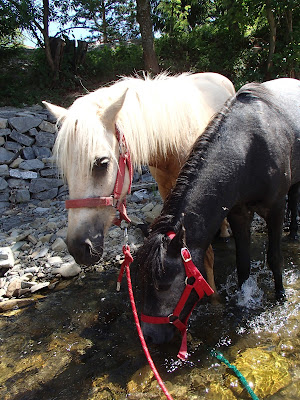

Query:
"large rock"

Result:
[[9, 115, 43, 134], [0, 247, 14, 271], [0, 118, 7, 129], [0, 177, 8, 190], [9, 169, 38, 179], [10, 130, 35, 146], [39, 120, 56, 133], [19, 159, 45, 171], [29, 178, 62, 193], [35, 131, 55, 148], [0, 148, 16, 164], [52, 262, 81, 278]]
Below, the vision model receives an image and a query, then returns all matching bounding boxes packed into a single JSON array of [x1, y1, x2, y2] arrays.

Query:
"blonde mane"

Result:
[[54, 73, 211, 178]]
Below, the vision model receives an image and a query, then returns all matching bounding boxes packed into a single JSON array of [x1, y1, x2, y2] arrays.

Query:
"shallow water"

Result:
[[0, 233, 299, 400]]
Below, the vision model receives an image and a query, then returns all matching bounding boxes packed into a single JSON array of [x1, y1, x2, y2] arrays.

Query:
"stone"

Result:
[[127, 365, 154, 394], [9, 169, 38, 179], [0, 298, 35, 311], [28, 127, 38, 136], [6, 278, 22, 297], [0, 118, 7, 129], [0, 128, 11, 136], [9, 115, 43, 133], [7, 178, 27, 189], [9, 157, 23, 168], [141, 203, 154, 213], [48, 256, 63, 266], [40, 168, 58, 178], [0, 148, 16, 164], [0, 177, 8, 190], [32, 188, 58, 200], [10, 130, 35, 146], [30, 282, 50, 293], [35, 131, 55, 148], [39, 120, 56, 133], [0, 247, 14, 269], [4, 140, 22, 152], [15, 189, 31, 203], [52, 262, 81, 278], [33, 146, 52, 159], [51, 237, 67, 252], [224, 347, 291, 398], [32, 247, 49, 259], [0, 137, 4, 145], [19, 159, 44, 171], [0, 193, 9, 202], [29, 178, 62, 193], [22, 147, 36, 160], [0, 164, 9, 177]]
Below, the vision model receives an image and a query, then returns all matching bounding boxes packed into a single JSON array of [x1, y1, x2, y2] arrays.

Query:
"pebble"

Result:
[[52, 262, 81, 278]]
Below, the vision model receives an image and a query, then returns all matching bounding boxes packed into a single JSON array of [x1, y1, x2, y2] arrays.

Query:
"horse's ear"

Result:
[[42, 101, 67, 120], [102, 89, 128, 125]]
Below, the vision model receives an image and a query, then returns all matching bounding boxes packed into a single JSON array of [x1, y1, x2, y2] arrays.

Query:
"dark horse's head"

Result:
[[136, 221, 206, 345]]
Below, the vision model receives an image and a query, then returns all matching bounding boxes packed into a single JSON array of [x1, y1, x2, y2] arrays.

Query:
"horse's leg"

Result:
[[219, 218, 231, 239], [266, 202, 286, 299], [287, 182, 299, 240], [227, 207, 253, 288], [204, 244, 219, 304]]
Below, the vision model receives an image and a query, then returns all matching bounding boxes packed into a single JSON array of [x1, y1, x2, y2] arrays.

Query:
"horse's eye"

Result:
[[93, 157, 109, 171]]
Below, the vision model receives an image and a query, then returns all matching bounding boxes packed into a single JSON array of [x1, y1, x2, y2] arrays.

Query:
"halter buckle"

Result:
[[181, 247, 192, 262]]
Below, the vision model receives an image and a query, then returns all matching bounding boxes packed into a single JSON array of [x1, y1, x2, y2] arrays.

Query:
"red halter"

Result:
[[65, 127, 133, 225], [141, 231, 214, 360]]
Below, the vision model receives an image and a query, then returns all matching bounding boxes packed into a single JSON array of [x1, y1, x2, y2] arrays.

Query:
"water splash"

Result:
[[236, 275, 264, 309]]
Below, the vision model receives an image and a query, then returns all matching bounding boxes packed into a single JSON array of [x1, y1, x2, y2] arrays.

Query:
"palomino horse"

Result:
[[44, 73, 235, 289], [137, 78, 300, 349]]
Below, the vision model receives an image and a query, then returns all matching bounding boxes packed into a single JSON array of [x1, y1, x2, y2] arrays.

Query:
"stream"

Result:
[[0, 233, 299, 400]]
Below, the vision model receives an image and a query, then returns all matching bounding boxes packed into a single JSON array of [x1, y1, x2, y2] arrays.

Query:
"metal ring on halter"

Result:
[[168, 314, 178, 324]]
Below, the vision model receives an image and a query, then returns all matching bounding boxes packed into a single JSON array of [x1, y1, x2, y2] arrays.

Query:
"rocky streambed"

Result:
[[0, 182, 163, 311]]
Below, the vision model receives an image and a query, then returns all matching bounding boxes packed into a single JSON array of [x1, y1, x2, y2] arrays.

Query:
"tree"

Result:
[[71, 0, 139, 43], [136, 0, 160, 73]]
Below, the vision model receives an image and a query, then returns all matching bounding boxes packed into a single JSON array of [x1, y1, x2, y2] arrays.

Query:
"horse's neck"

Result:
[[172, 150, 241, 250]]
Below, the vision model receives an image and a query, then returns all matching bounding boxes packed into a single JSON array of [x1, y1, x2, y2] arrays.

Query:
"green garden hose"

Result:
[[210, 348, 260, 400]]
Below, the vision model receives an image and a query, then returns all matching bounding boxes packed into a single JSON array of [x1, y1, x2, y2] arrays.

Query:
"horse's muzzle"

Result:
[[67, 232, 104, 266], [141, 321, 175, 345]]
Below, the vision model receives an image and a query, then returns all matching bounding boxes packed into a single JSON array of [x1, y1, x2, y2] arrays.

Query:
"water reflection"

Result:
[[0, 234, 299, 400]]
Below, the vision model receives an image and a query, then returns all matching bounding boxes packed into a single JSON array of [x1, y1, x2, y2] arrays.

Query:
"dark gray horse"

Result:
[[136, 78, 300, 345]]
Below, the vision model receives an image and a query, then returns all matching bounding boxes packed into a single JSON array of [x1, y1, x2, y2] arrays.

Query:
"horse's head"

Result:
[[137, 225, 206, 345], [44, 89, 130, 266]]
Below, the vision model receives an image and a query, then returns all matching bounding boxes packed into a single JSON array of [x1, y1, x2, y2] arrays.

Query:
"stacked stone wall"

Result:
[[0, 105, 67, 209]]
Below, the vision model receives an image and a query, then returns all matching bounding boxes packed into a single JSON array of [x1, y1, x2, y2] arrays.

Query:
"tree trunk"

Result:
[[265, 0, 276, 79], [101, 0, 108, 43], [136, 0, 160, 74], [285, 7, 295, 78]]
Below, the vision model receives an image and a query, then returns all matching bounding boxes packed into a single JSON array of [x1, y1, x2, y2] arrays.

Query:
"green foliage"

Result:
[[84, 43, 144, 80], [0, 42, 144, 107]]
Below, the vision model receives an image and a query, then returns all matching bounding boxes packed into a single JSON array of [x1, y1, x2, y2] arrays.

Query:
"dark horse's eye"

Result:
[[93, 157, 109, 173]]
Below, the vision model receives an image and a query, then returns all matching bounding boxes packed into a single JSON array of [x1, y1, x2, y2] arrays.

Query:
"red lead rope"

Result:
[[121, 245, 174, 400]]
